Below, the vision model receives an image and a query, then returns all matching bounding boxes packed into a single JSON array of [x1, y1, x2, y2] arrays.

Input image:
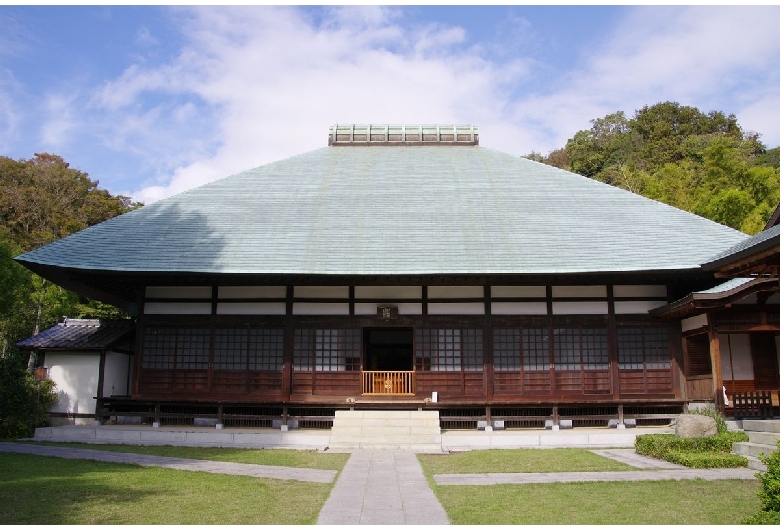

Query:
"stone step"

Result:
[[733, 441, 778, 459], [742, 419, 780, 433], [749, 431, 780, 448], [329, 409, 442, 451], [745, 455, 768, 472]]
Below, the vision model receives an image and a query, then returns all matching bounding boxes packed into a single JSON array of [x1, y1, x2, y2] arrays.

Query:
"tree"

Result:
[[532, 102, 780, 234], [0, 153, 141, 361]]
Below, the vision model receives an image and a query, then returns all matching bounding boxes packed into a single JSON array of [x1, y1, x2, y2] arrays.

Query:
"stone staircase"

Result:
[[328, 409, 443, 453], [733, 419, 780, 471]]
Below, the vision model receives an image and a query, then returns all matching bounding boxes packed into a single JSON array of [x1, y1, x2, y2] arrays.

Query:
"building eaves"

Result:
[[649, 277, 779, 320], [15, 318, 135, 350], [702, 224, 780, 274]]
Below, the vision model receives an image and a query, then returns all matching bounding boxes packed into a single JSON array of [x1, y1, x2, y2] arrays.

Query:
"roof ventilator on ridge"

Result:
[[328, 124, 478, 146]]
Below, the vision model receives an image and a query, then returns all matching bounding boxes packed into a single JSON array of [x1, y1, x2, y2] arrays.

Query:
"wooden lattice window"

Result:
[[415, 328, 483, 371], [142, 327, 177, 369], [553, 328, 608, 371], [142, 327, 209, 369], [249, 329, 285, 371], [293, 329, 360, 372], [214, 329, 247, 370], [523, 328, 549, 371], [494, 328, 550, 371], [494, 328, 522, 371], [618, 327, 671, 370], [214, 328, 284, 371], [174, 329, 210, 369]]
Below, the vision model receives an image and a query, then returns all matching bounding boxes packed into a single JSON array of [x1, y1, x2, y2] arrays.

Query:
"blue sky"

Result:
[[2, 5, 780, 203]]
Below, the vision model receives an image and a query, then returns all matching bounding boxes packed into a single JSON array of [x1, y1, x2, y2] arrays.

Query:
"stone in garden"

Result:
[[674, 414, 717, 438]]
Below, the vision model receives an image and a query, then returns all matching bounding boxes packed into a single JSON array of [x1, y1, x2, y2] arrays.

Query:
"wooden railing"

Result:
[[362, 371, 415, 395]]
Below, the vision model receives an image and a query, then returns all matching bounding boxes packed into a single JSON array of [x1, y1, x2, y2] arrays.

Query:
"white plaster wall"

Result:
[[551, 285, 607, 298], [102, 351, 131, 396], [428, 286, 484, 299], [354, 303, 422, 315], [217, 302, 286, 315], [720, 334, 753, 380], [491, 302, 548, 315], [682, 314, 708, 332], [144, 302, 212, 314], [145, 286, 211, 298], [45, 353, 100, 420], [613, 285, 667, 298], [294, 286, 349, 298], [355, 286, 422, 299], [552, 301, 608, 315], [428, 302, 485, 315], [218, 286, 286, 299], [491, 286, 546, 298], [293, 303, 350, 315], [614, 301, 668, 314]]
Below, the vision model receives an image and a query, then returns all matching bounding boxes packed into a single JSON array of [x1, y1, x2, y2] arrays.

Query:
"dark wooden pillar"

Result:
[[708, 319, 724, 410], [282, 285, 294, 399]]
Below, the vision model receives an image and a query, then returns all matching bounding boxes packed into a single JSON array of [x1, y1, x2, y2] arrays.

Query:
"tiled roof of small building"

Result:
[[15, 318, 134, 350], [15, 124, 748, 276], [703, 223, 780, 271]]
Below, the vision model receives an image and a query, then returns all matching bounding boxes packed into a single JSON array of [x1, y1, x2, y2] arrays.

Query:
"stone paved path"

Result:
[[0, 442, 336, 483], [317, 450, 450, 525]]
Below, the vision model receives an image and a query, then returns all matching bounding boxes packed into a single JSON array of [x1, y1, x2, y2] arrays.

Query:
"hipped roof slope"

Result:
[[16, 140, 748, 277]]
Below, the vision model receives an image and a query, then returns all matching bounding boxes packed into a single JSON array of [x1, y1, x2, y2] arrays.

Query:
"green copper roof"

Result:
[[16, 140, 748, 276]]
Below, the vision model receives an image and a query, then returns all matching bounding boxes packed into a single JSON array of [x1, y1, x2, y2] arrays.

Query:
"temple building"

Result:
[[15, 124, 779, 431]]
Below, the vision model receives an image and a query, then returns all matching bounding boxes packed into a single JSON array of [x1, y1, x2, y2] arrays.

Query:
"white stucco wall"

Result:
[[719, 334, 754, 380], [45, 353, 100, 423], [45, 350, 132, 425], [102, 351, 132, 397]]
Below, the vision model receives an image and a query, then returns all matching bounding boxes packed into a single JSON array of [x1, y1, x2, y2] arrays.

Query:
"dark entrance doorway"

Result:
[[363, 328, 414, 371]]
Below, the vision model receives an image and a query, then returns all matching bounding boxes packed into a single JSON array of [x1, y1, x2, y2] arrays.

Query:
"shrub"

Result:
[[756, 441, 780, 512], [0, 351, 57, 438], [742, 441, 780, 523], [743, 510, 780, 525], [635, 430, 748, 468], [663, 450, 748, 468]]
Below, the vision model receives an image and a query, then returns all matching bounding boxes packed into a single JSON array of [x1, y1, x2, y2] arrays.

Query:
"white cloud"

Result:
[[505, 5, 780, 154], [107, 6, 533, 203], [27, 5, 780, 203]]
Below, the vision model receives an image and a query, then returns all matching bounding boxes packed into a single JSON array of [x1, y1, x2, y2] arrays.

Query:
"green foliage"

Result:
[[662, 450, 748, 468], [756, 441, 780, 512], [530, 101, 780, 234], [690, 405, 728, 433], [743, 510, 780, 525], [743, 441, 780, 523], [0, 153, 139, 362], [635, 430, 749, 468], [0, 153, 137, 435], [0, 350, 57, 438]]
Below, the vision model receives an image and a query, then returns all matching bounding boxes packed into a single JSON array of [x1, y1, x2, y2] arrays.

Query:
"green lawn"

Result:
[[417, 448, 761, 525], [428, 480, 760, 524], [23, 441, 349, 469], [2, 444, 763, 525], [419, 448, 636, 474], [0, 452, 336, 524]]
